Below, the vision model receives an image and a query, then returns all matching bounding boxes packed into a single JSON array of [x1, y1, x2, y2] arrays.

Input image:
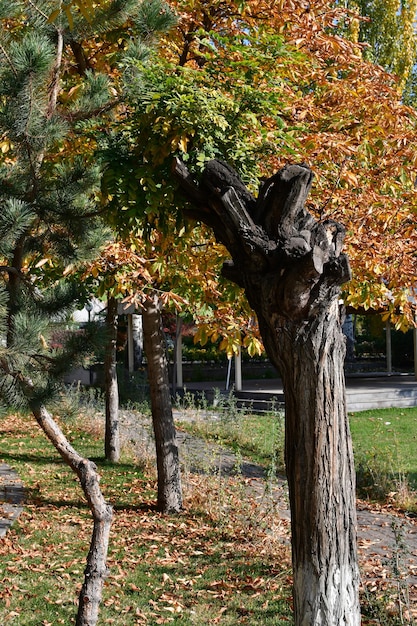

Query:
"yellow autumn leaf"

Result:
[[243, 335, 263, 357], [343, 171, 358, 186], [47, 8, 61, 23], [63, 264, 74, 276], [194, 326, 208, 346], [179, 136, 188, 153], [63, 4, 74, 30]]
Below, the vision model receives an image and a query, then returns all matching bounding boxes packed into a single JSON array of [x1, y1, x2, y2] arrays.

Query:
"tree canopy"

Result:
[[3, 0, 416, 349], [80, 0, 417, 353], [161, 0, 417, 330]]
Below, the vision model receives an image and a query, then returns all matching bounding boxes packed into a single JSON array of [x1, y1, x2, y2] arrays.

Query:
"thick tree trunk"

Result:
[[29, 401, 112, 626], [264, 309, 359, 624], [142, 293, 182, 514], [104, 295, 120, 462], [174, 158, 360, 625]]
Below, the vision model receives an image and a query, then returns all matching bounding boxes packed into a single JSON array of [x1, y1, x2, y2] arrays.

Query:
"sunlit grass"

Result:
[[349, 406, 417, 486], [176, 402, 417, 512], [1, 402, 416, 624], [0, 412, 292, 625], [349, 407, 417, 510]]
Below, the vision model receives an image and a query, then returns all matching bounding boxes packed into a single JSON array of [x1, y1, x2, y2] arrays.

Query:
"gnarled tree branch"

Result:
[[173, 157, 351, 321]]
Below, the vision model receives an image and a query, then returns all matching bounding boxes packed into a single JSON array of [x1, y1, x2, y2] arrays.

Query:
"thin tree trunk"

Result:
[[142, 292, 182, 513], [29, 401, 112, 626], [173, 315, 183, 390], [175, 158, 360, 625], [132, 313, 143, 368], [104, 295, 120, 462]]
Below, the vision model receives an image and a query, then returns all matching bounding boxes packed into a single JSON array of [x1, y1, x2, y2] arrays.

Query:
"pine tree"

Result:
[[0, 2, 148, 623]]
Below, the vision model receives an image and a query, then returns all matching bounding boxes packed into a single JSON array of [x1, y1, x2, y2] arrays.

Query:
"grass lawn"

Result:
[[349, 406, 417, 489], [1, 403, 416, 625], [176, 403, 417, 510], [0, 412, 293, 625]]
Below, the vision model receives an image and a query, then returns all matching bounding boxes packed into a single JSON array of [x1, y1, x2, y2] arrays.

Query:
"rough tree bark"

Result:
[[142, 292, 182, 513], [104, 295, 120, 462], [174, 158, 360, 625]]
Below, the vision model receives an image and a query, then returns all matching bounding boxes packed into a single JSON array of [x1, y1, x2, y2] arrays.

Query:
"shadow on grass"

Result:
[[0, 451, 140, 474], [23, 490, 89, 510], [19, 486, 158, 513], [0, 450, 59, 466], [1, 451, 155, 512], [408, 471, 417, 490]]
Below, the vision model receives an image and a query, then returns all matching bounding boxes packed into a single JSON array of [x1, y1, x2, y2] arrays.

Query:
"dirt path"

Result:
[[119, 408, 417, 616], [0, 463, 25, 538]]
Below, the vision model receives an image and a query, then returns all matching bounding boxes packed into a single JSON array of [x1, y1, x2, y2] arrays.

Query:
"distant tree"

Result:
[[142, 292, 183, 512], [344, 0, 417, 95], [104, 295, 120, 462], [85, 240, 185, 513]]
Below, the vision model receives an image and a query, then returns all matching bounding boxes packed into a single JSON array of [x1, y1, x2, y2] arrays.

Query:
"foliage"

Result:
[[0, 0, 184, 379], [159, 0, 417, 330], [0, 0, 124, 408], [91, 3, 311, 356], [90, 0, 417, 360], [344, 0, 417, 97]]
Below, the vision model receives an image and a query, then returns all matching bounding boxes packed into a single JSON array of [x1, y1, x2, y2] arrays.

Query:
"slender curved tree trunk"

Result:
[[28, 400, 112, 626], [104, 295, 120, 462], [142, 292, 182, 513], [174, 158, 360, 625]]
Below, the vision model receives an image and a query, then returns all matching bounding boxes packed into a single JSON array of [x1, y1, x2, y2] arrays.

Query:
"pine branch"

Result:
[[26, 0, 50, 24], [0, 266, 36, 291], [62, 99, 120, 122], [0, 42, 17, 77]]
